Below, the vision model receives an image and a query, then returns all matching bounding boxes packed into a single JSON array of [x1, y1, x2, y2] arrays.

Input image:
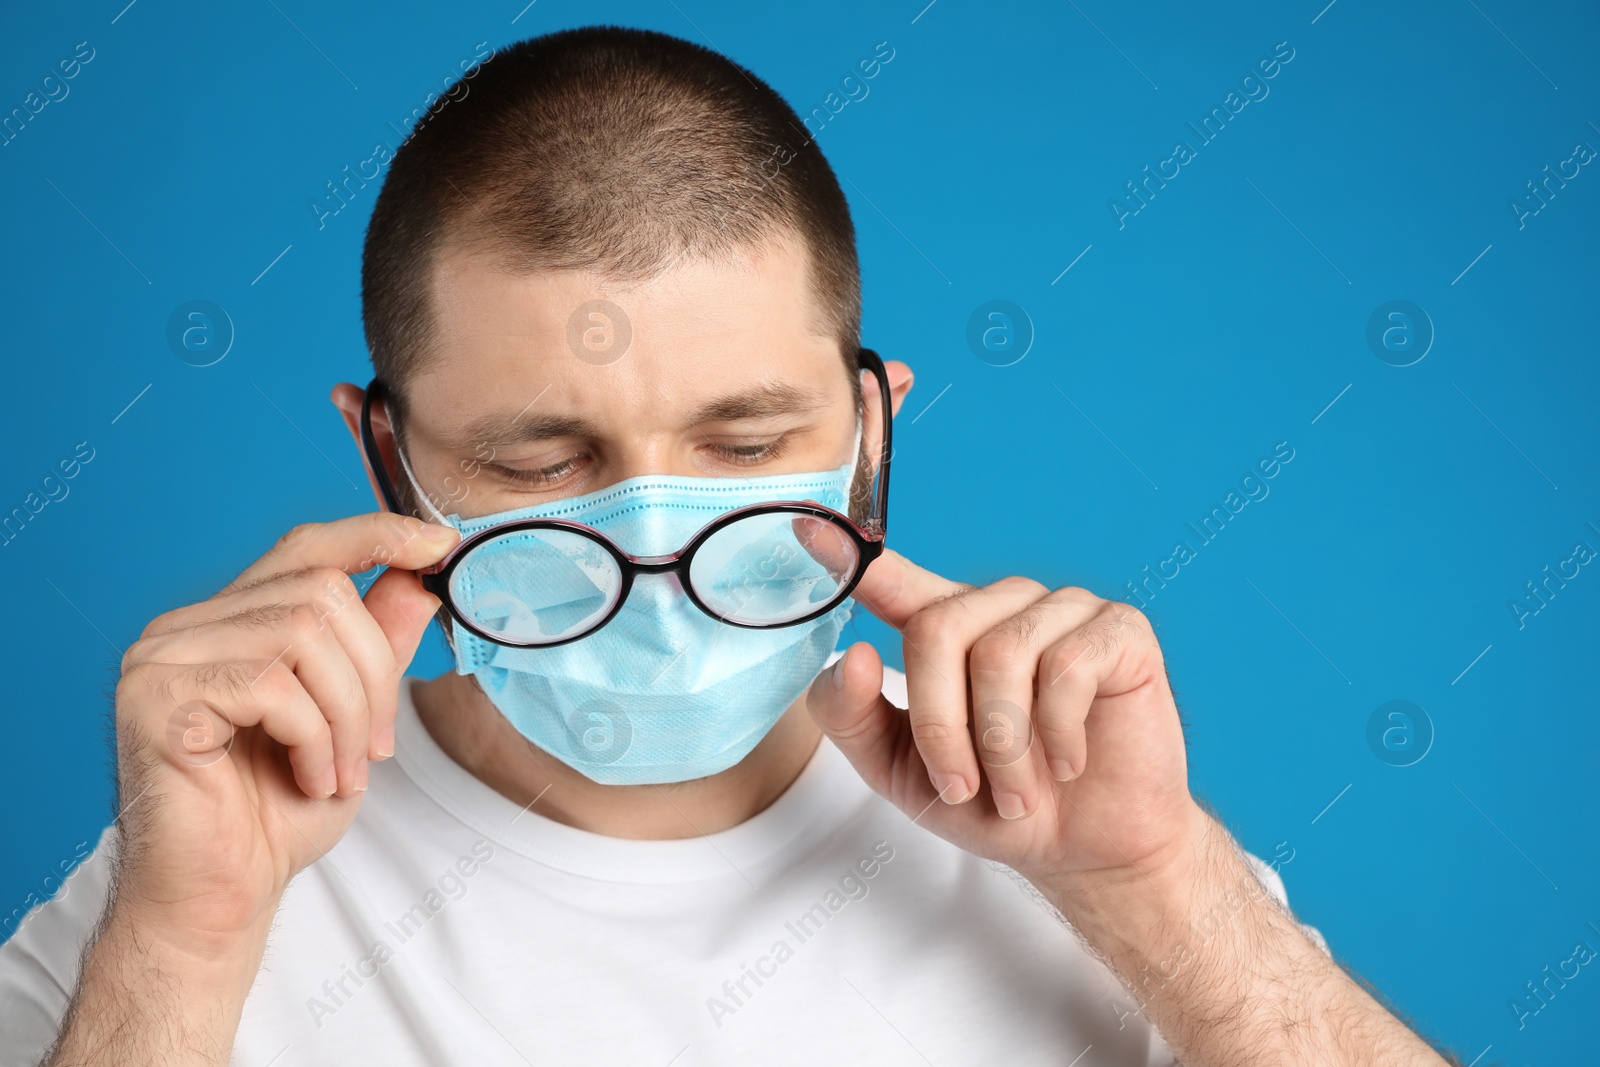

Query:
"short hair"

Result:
[[360, 25, 863, 413]]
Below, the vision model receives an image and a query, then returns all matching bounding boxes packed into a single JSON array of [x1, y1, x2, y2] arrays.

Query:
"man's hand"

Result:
[[806, 550, 1453, 1066], [113, 512, 458, 942], [806, 548, 1201, 889], [46, 513, 458, 1066]]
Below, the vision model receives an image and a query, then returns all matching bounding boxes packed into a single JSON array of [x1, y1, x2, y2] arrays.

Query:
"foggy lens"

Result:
[[449, 527, 623, 643], [690, 510, 858, 625]]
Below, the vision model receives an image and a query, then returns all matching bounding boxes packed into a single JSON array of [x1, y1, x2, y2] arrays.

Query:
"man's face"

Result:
[[395, 231, 863, 520]]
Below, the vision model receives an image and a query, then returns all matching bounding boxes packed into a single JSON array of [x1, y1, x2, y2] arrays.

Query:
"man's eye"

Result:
[[487, 456, 583, 485], [712, 438, 789, 464]]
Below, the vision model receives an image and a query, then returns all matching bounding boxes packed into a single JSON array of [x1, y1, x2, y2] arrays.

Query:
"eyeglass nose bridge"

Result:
[[629, 554, 683, 572], [622, 559, 690, 602]]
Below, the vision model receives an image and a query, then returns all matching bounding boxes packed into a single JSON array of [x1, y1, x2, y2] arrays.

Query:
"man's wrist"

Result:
[[1031, 807, 1450, 1066], [1033, 801, 1222, 931], [99, 901, 271, 991], [1030, 803, 1281, 1013], [1036, 799, 1312, 1023], [45, 902, 268, 1066]]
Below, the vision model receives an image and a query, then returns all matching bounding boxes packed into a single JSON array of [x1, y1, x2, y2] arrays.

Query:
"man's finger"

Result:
[[137, 659, 337, 799], [146, 555, 432, 765], [361, 565, 442, 756], [272, 607, 372, 798], [808, 642, 979, 821], [792, 516, 855, 584], [225, 513, 459, 595], [805, 642, 901, 796], [967, 588, 1102, 817], [848, 547, 968, 631], [1036, 603, 1161, 784], [901, 576, 1048, 806]]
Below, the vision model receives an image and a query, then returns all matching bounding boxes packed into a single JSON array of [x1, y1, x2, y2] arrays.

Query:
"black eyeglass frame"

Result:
[[358, 347, 894, 648]]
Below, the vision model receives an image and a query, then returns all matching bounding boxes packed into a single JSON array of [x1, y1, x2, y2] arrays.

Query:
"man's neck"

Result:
[[409, 671, 825, 839]]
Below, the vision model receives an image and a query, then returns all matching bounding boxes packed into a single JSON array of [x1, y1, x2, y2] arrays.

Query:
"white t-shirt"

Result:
[[1, 662, 1316, 1066]]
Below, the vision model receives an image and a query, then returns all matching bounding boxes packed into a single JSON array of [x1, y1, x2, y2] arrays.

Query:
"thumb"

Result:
[[362, 565, 442, 673], [806, 642, 900, 797]]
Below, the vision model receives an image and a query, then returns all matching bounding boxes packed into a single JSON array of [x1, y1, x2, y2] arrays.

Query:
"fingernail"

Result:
[[1048, 758, 1078, 781], [420, 522, 457, 543], [932, 773, 969, 804], [376, 723, 396, 760], [994, 791, 1027, 820], [321, 767, 338, 798], [831, 655, 848, 689]]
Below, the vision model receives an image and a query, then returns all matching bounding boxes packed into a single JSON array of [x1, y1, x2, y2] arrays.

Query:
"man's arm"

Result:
[[1041, 805, 1451, 1067], [43, 900, 268, 1067]]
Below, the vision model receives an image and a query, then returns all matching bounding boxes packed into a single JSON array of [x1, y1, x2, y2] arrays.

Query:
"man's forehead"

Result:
[[404, 234, 847, 441], [425, 231, 818, 337]]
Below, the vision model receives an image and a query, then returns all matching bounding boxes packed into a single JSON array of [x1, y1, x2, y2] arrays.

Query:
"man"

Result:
[[1, 25, 1461, 1066]]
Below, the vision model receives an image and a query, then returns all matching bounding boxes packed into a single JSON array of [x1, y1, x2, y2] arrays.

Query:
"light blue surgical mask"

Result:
[[414, 455, 861, 785]]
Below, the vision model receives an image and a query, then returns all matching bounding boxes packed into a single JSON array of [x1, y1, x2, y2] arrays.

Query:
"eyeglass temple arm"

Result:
[[858, 347, 892, 539], [359, 379, 407, 516]]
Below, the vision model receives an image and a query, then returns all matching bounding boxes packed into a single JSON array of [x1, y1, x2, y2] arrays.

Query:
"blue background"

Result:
[[3, 1, 1597, 1063]]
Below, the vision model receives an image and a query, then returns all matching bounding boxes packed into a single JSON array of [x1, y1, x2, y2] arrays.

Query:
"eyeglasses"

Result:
[[359, 348, 893, 648]]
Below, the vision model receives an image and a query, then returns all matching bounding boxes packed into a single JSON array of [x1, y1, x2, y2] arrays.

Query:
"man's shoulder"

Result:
[[0, 824, 119, 1064]]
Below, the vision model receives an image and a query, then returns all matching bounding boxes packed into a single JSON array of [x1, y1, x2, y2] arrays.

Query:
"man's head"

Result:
[[335, 25, 911, 527]]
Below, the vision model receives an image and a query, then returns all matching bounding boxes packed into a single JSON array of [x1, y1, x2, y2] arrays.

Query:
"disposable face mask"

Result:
[[427, 455, 860, 785]]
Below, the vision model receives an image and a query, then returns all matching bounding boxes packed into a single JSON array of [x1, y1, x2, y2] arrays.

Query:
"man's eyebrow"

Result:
[[446, 411, 601, 449], [441, 382, 832, 449], [685, 382, 832, 424]]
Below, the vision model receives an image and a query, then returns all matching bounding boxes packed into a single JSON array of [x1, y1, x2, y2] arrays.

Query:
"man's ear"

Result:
[[883, 360, 913, 418], [331, 382, 396, 514], [859, 360, 913, 479], [859, 360, 914, 420]]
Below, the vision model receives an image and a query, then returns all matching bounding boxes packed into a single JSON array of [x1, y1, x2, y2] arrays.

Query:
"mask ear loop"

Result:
[[388, 434, 471, 659], [844, 419, 864, 500], [394, 439, 455, 528]]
